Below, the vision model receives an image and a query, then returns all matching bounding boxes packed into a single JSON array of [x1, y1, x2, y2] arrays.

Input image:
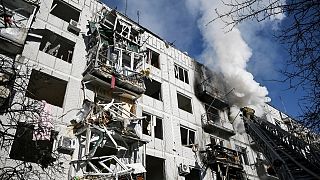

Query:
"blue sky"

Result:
[[102, 0, 304, 118]]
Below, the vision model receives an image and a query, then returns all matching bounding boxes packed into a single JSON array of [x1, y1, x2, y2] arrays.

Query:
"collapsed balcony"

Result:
[[200, 144, 246, 179], [69, 99, 148, 179], [83, 8, 146, 100], [0, 0, 39, 54], [201, 112, 235, 137], [197, 79, 228, 109]]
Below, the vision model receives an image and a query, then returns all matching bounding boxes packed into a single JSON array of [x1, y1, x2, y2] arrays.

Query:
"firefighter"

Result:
[[240, 107, 255, 120]]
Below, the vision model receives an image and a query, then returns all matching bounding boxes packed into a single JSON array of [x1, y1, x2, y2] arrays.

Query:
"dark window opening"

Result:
[[142, 112, 151, 136], [39, 29, 75, 63], [26, 70, 67, 107], [184, 69, 189, 84], [177, 92, 192, 113], [180, 126, 188, 145], [9, 122, 56, 168], [178, 67, 184, 81], [174, 64, 189, 84], [185, 168, 201, 180], [154, 117, 163, 139], [180, 126, 195, 147], [146, 155, 165, 180], [148, 49, 160, 69], [122, 51, 131, 68], [142, 112, 163, 140], [50, 0, 80, 23], [144, 79, 162, 101]]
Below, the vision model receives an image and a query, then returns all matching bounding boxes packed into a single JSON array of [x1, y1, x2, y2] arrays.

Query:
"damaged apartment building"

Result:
[[0, 0, 320, 180]]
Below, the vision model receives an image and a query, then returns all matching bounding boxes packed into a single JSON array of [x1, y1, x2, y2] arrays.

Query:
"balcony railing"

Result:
[[197, 79, 228, 108], [201, 112, 235, 136], [83, 60, 146, 99], [201, 144, 244, 169], [203, 112, 220, 124]]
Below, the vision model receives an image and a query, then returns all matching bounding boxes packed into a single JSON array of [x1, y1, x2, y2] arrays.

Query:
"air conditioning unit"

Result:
[[68, 19, 81, 34], [178, 163, 190, 175], [57, 136, 75, 155]]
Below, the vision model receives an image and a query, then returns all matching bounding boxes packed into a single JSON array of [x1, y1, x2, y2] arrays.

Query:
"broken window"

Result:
[[9, 122, 56, 168], [142, 112, 151, 136], [147, 49, 160, 69], [39, 29, 75, 63], [26, 70, 67, 107], [205, 104, 220, 123], [174, 64, 189, 84], [144, 79, 162, 101], [50, 0, 80, 23], [146, 155, 165, 180], [236, 145, 249, 165], [180, 126, 195, 147], [177, 92, 192, 113], [142, 112, 163, 139]]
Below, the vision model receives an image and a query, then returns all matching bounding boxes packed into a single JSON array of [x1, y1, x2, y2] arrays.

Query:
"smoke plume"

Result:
[[186, 0, 271, 119]]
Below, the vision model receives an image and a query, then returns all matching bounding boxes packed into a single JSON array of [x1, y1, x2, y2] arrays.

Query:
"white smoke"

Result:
[[185, 0, 278, 119]]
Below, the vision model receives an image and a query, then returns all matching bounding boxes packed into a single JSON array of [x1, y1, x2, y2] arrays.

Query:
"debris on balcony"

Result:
[[200, 144, 246, 180], [83, 7, 149, 99], [69, 99, 147, 178]]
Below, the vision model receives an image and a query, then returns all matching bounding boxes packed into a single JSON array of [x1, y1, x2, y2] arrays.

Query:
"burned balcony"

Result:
[[197, 79, 228, 109], [201, 112, 235, 137], [0, 0, 39, 54], [200, 144, 246, 179]]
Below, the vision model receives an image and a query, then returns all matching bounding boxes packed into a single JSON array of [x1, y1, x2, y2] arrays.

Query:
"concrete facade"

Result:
[[1, 0, 311, 180]]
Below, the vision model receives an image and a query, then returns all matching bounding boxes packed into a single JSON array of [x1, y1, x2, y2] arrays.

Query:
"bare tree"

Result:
[[211, 0, 320, 132], [0, 54, 65, 179]]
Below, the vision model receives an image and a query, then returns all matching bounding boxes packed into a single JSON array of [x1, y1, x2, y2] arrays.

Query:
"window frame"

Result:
[[39, 29, 76, 63], [144, 78, 162, 101], [147, 48, 160, 69], [50, 0, 81, 23], [177, 92, 193, 114], [180, 126, 196, 147], [174, 64, 189, 84], [26, 70, 67, 107], [141, 112, 163, 140]]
